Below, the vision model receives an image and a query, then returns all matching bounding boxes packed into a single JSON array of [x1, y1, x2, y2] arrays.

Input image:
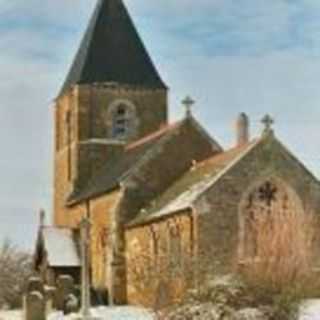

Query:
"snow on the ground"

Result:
[[48, 306, 155, 320], [0, 307, 154, 320], [2, 300, 320, 320], [300, 300, 320, 320], [0, 310, 22, 320]]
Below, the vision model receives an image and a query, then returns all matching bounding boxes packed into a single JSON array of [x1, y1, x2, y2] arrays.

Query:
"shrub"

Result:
[[240, 209, 319, 320], [0, 239, 33, 308]]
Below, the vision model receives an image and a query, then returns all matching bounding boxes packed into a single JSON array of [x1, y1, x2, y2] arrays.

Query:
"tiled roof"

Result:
[[67, 121, 184, 204], [129, 140, 259, 226], [59, 0, 166, 97], [41, 227, 80, 268]]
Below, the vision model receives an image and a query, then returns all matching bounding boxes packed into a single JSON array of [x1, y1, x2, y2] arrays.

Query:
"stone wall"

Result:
[[90, 190, 121, 294], [194, 134, 320, 276], [122, 118, 220, 222], [125, 211, 195, 307], [54, 84, 167, 226], [124, 133, 320, 307], [76, 84, 168, 143], [54, 88, 78, 226]]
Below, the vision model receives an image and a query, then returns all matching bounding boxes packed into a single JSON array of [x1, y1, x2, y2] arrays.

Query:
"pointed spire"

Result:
[[59, 0, 166, 97]]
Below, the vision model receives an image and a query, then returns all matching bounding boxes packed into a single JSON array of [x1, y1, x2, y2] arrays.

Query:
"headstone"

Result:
[[24, 291, 45, 320], [26, 277, 44, 295], [44, 286, 57, 314], [55, 275, 75, 311], [64, 293, 79, 314]]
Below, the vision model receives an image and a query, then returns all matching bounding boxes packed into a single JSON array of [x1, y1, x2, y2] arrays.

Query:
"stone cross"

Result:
[[182, 96, 195, 117], [261, 114, 274, 133], [79, 216, 95, 320]]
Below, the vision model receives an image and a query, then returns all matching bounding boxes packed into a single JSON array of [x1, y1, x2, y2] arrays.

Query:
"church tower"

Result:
[[54, 0, 168, 226]]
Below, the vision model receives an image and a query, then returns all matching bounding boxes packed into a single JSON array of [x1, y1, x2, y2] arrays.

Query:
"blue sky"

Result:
[[0, 0, 320, 250]]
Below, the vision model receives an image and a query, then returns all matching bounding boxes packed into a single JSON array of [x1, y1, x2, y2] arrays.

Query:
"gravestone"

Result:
[[24, 291, 45, 320], [44, 285, 57, 314], [26, 277, 44, 295], [55, 275, 76, 311], [64, 293, 79, 314]]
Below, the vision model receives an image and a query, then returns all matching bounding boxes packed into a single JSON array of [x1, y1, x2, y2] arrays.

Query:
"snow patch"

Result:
[[300, 300, 320, 320], [48, 306, 155, 320], [0, 310, 23, 320]]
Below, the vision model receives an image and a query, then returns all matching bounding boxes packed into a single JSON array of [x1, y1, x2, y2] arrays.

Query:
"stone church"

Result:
[[34, 0, 320, 307]]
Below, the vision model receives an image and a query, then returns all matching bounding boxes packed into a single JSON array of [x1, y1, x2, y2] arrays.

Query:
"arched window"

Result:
[[238, 178, 304, 262], [109, 101, 136, 140]]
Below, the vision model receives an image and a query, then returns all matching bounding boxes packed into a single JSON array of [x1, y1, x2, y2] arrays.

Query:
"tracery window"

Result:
[[239, 178, 302, 261]]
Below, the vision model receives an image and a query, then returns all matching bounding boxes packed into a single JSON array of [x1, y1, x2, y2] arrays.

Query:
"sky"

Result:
[[0, 0, 320, 250]]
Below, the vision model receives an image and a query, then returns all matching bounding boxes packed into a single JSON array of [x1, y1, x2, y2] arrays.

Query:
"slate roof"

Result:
[[67, 116, 222, 205], [59, 0, 166, 97], [39, 227, 80, 268], [128, 139, 259, 227], [67, 121, 183, 204]]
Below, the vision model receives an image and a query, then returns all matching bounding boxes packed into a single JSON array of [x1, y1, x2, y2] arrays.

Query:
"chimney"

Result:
[[236, 113, 249, 147]]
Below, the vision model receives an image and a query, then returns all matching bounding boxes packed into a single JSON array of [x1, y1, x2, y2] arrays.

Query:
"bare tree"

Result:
[[0, 239, 33, 309]]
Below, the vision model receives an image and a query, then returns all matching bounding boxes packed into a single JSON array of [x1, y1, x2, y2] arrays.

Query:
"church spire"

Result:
[[59, 0, 167, 97]]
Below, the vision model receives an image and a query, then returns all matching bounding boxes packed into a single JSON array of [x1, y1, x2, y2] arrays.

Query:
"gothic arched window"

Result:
[[238, 178, 304, 262]]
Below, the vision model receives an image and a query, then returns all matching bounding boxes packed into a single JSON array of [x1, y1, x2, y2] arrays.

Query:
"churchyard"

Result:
[[2, 205, 320, 320], [1, 284, 320, 320], [1, 0, 320, 318]]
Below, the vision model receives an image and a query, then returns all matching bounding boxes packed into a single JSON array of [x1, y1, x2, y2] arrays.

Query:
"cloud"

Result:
[[127, 0, 320, 58]]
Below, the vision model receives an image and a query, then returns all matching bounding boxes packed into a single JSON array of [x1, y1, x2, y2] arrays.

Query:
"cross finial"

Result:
[[182, 96, 195, 117], [261, 114, 274, 134]]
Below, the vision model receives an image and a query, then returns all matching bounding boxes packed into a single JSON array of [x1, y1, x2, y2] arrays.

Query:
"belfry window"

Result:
[[112, 104, 131, 139]]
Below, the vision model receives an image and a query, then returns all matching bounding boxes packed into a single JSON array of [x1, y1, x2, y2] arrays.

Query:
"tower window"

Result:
[[117, 106, 126, 116], [111, 103, 132, 139], [107, 100, 138, 140]]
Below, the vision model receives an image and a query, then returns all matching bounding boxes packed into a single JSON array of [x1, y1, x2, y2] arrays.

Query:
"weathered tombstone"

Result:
[[24, 291, 45, 320], [55, 275, 75, 311], [64, 293, 79, 314], [44, 285, 57, 314], [26, 277, 44, 295]]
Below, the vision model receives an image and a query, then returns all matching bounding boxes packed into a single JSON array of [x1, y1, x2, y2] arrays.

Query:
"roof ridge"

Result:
[[125, 121, 182, 151], [127, 138, 262, 227], [194, 140, 257, 168]]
